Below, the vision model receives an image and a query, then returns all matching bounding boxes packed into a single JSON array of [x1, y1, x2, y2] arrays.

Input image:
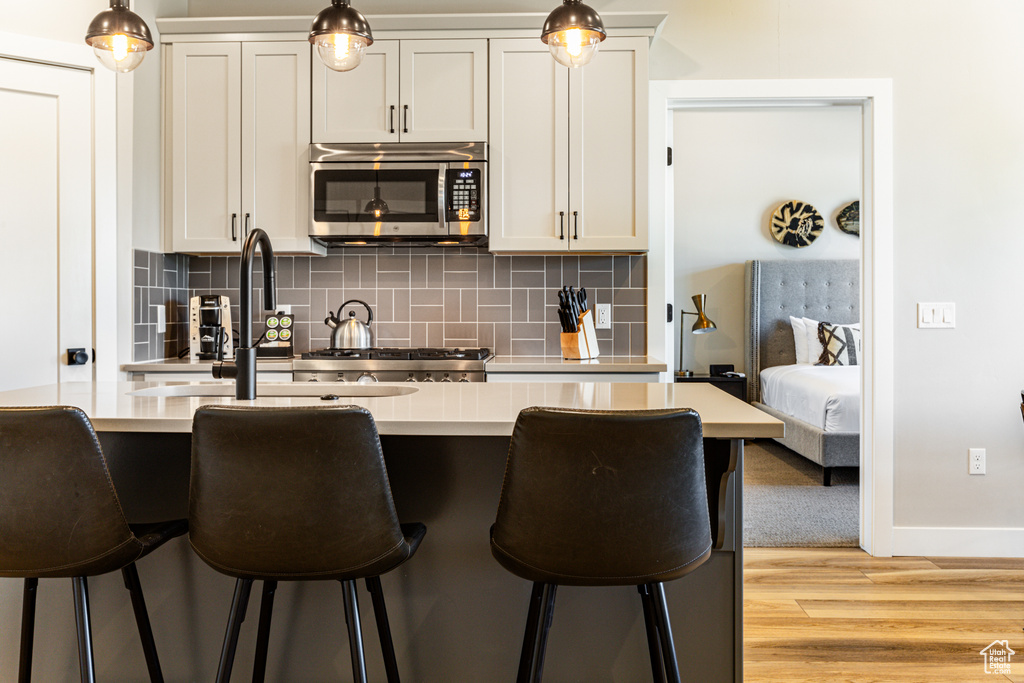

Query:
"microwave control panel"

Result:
[[446, 168, 482, 222]]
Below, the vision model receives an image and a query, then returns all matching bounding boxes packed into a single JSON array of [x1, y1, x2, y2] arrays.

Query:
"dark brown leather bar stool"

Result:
[[0, 406, 187, 683], [189, 405, 425, 683], [491, 407, 713, 683]]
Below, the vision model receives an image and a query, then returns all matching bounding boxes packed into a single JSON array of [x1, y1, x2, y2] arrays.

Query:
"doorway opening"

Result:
[[647, 79, 894, 556]]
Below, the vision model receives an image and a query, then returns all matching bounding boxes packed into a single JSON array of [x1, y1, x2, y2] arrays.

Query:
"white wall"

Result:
[[672, 106, 861, 374]]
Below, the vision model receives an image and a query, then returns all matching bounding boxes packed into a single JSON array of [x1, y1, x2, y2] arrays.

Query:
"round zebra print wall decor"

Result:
[[770, 200, 824, 248], [836, 200, 860, 236]]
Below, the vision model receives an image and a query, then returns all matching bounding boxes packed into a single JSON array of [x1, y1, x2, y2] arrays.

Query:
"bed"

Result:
[[744, 259, 860, 485]]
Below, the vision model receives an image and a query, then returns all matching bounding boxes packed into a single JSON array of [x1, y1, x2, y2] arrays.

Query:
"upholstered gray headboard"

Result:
[[744, 259, 859, 402]]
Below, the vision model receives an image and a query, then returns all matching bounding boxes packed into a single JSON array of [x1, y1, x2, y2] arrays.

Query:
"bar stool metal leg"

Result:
[[72, 577, 96, 683], [649, 583, 680, 683], [121, 563, 165, 683], [217, 578, 253, 683], [530, 584, 557, 683], [341, 580, 367, 683], [516, 583, 545, 683], [638, 584, 666, 683], [19, 578, 38, 683], [252, 580, 278, 683], [365, 576, 401, 683]]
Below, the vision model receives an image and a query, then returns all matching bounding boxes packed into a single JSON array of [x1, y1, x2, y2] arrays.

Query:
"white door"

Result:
[[400, 39, 488, 143], [0, 58, 94, 391]]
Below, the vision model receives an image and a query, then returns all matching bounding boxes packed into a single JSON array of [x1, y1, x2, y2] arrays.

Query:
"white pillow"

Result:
[[803, 317, 823, 363], [790, 316, 809, 364]]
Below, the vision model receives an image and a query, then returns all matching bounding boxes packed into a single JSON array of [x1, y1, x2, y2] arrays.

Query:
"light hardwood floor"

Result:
[[744, 548, 1024, 682]]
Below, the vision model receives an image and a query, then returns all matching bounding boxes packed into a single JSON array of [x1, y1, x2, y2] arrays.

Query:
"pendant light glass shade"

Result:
[[541, 0, 606, 68], [309, 0, 373, 72], [364, 184, 389, 219], [85, 0, 153, 73]]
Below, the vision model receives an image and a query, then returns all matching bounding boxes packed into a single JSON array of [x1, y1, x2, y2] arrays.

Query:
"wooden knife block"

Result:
[[560, 309, 600, 360]]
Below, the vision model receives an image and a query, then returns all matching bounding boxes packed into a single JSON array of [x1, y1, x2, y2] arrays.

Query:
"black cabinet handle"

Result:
[[559, 211, 565, 240], [573, 211, 579, 240], [244, 213, 251, 237], [389, 105, 395, 134], [231, 213, 238, 241], [403, 104, 409, 133]]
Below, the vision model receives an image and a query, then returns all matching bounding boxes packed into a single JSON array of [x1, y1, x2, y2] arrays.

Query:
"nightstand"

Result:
[[673, 374, 747, 401]]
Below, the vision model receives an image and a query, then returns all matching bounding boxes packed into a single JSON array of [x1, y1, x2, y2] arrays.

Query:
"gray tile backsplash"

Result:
[[133, 250, 190, 361], [134, 247, 647, 359]]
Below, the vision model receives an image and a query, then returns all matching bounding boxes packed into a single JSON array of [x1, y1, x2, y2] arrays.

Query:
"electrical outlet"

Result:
[[155, 304, 166, 334], [595, 304, 611, 329], [969, 448, 986, 475], [276, 304, 292, 316]]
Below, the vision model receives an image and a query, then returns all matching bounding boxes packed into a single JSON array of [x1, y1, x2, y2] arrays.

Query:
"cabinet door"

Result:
[[488, 39, 570, 252], [170, 42, 242, 253], [569, 37, 648, 251], [241, 42, 322, 255], [312, 40, 399, 143], [400, 39, 487, 143]]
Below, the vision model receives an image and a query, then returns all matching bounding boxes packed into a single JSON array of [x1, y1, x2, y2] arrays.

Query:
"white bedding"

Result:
[[760, 364, 860, 432]]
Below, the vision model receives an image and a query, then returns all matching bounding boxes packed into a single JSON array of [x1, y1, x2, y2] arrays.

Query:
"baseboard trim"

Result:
[[893, 526, 1024, 557]]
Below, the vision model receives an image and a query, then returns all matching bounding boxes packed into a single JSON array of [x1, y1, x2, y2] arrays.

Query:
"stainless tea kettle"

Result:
[[326, 299, 374, 350]]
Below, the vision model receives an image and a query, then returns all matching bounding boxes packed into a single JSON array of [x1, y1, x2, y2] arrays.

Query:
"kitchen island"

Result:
[[0, 380, 781, 682]]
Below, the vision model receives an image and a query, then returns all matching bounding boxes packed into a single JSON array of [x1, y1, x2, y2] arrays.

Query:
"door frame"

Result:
[[0, 31, 120, 381], [647, 79, 894, 556]]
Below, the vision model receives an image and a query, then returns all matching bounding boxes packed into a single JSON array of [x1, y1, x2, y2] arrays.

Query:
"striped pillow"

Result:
[[816, 322, 861, 366]]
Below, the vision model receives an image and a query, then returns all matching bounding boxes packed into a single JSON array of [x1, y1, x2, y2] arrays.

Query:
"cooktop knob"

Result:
[[357, 373, 378, 384]]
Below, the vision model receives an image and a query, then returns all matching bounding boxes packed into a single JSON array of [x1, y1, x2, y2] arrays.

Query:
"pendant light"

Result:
[[309, 0, 373, 72], [541, 0, 606, 68], [85, 0, 153, 73]]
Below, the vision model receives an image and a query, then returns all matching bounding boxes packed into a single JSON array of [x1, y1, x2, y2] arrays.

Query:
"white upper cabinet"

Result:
[[312, 39, 488, 143], [488, 37, 648, 253], [168, 41, 323, 255]]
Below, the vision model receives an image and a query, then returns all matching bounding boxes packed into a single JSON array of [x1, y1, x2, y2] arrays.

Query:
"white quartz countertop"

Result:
[[485, 356, 666, 373], [0, 381, 782, 439]]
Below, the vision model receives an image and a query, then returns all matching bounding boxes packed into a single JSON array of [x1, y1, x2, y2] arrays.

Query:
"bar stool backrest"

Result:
[[492, 407, 713, 587], [0, 406, 142, 578], [189, 405, 407, 579]]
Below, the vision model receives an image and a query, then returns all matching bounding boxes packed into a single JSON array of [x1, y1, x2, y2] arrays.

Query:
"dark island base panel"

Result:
[[0, 434, 739, 682]]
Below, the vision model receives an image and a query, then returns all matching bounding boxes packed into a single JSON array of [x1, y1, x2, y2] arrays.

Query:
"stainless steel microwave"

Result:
[[309, 142, 487, 247]]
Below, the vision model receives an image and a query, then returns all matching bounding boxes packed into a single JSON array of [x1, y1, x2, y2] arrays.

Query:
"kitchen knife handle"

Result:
[[403, 104, 409, 134], [389, 105, 395, 134], [573, 211, 579, 240], [559, 211, 565, 240], [231, 213, 238, 241]]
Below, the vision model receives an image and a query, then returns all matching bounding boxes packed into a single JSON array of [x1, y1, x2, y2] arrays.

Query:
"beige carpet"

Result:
[[743, 439, 859, 547]]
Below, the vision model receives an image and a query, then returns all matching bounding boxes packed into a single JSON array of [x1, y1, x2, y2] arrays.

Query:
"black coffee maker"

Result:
[[189, 295, 233, 360]]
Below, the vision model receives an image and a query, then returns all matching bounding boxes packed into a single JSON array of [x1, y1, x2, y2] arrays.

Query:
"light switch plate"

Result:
[[917, 302, 955, 329]]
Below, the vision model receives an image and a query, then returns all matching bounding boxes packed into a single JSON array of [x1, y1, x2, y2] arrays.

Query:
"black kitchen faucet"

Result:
[[213, 229, 277, 399]]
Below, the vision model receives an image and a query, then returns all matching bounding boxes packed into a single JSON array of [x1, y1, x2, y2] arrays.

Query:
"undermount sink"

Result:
[[130, 383, 419, 399]]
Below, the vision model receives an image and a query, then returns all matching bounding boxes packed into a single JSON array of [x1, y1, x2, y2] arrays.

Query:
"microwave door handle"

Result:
[[438, 165, 447, 230]]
